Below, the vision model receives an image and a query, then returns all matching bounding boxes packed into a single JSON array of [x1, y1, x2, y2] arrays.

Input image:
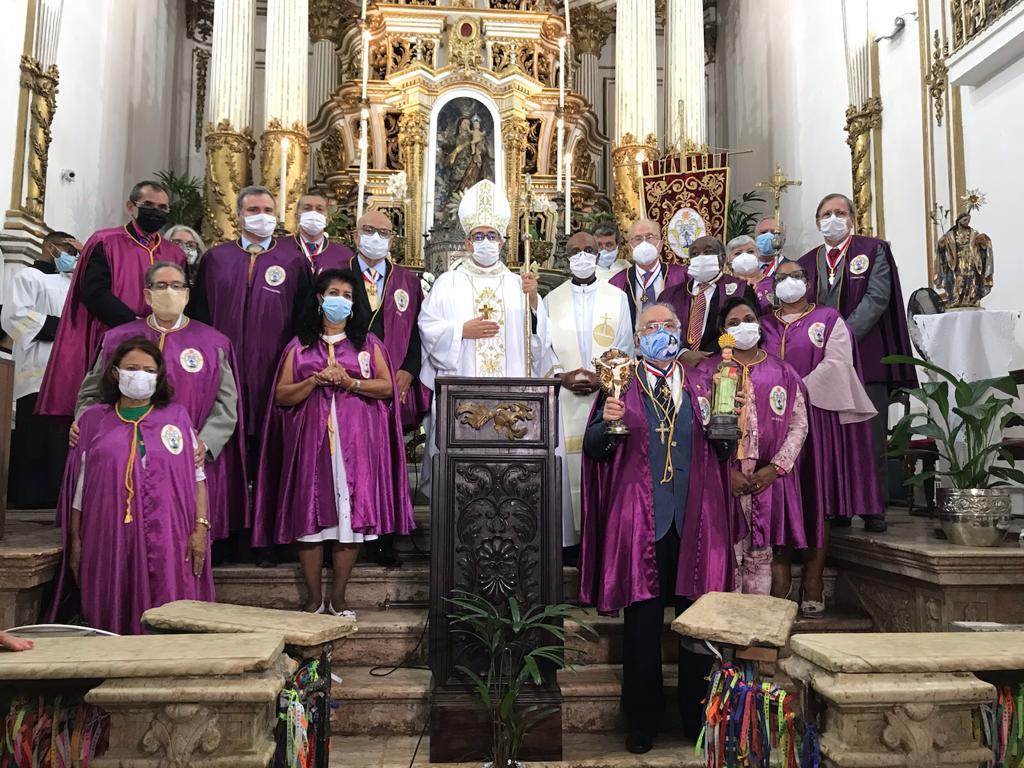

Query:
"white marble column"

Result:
[[572, 4, 613, 112], [663, 0, 705, 150], [308, 0, 341, 122], [614, 0, 657, 144], [261, 0, 309, 231]]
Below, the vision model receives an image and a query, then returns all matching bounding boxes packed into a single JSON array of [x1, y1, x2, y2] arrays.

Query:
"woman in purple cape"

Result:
[[762, 260, 878, 617], [51, 337, 214, 635], [714, 296, 808, 597], [253, 268, 414, 617]]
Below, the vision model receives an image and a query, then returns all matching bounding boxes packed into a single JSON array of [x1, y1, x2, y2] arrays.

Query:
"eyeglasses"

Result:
[[471, 232, 501, 242], [640, 321, 680, 333], [137, 201, 171, 213], [774, 270, 807, 282], [148, 282, 188, 292], [361, 225, 393, 238], [629, 233, 660, 246]]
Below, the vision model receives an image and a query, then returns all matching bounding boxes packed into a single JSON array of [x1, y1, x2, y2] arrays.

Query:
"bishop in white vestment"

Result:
[[544, 232, 633, 540]]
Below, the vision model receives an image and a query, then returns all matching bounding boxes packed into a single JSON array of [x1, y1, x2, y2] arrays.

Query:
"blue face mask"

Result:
[[638, 328, 680, 362], [54, 251, 77, 273], [756, 232, 775, 256], [321, 295, 353, 323]]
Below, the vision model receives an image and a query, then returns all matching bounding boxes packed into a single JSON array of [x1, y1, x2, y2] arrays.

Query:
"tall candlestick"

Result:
[[361, 0, 367, 21], [556, 117, 564, 192], [357, 116, 368, 218], [361, 28, 370, 101], [523, 174, 533, 375], [279, 137, 289, 221], [564, 152, 572, 234], [558, 36, 566, 108], [564, 0, 571, 36]]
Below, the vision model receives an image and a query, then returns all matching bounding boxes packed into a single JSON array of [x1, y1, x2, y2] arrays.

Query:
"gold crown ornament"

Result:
[[718, 332, 737, 350], [458, 179, 512, 236]]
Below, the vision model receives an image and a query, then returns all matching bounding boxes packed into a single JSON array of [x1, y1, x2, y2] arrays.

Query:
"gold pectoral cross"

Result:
[[655, 420, 670, 445]]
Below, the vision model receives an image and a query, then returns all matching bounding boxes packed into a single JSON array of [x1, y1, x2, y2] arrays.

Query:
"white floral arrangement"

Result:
[[421, 271, 436, 295], [387, 171, 408, 201], [530, 194, 557, 214]]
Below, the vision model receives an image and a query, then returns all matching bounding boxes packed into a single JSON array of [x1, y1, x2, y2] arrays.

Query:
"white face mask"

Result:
[[730, 251, 760, 277], [728, 322, 761, 351], [597, 248, 619, 269], [775, 276, 807, 304], [688, 254, 721, 284], [299, 211, 327, 238], [819, 214, 851, 242], [631, 241, 659, 268], [243, 213, 277, 240], [471, 239, 501, 267], [358, 231, 391, 261], [569, 251, 598, 279], [117, 368, 158, 400]]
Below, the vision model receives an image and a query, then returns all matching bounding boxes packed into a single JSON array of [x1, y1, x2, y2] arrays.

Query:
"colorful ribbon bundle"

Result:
[[979, 683, 1024, 767], [695, 662, 800, 768], [276, 658, 330, 768], [1, 696, 109, 768]]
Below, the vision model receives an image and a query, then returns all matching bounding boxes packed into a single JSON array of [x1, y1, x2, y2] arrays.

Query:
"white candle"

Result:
[[361, 0, 367, 21], [357, 118, 368, 217], [555, 118, 563, 193], [279, 137, 289, 222], [558, 37, 566, 109], [564, 0, 571, 36], [564, 152, 572, 234], [361, 28, 370, 101]]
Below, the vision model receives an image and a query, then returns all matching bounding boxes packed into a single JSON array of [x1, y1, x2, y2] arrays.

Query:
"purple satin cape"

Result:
[[762, 306, 881, 545], [100, 318, 249, 538], [49, 402, 215, 634], [799, 235, 915, 390], [609, 262, 688, 325], [703, 352, 807, 549], [298, 237, 354, 274], [36, 226, 185, 416], [344, 255, 431, 430], [252, 333, 415, 546], [579, 362, 741, 615], [196, 238, 307, 438]]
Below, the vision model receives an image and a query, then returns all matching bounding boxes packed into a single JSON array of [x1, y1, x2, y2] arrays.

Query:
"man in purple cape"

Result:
[[660, 236, 757, 364], [609, 218, 687, 330], [36, 180, 185, 416], [51, 397, 214, 635], [188, 185, 312, 450], [292, 191, 356, 274], [799, 193, 915, 530], [580, 302, 740, 753], [77, 262, 248, 540]]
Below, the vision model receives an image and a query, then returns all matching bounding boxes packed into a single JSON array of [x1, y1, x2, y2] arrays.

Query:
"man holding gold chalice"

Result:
[[578, 301, 743, 755]]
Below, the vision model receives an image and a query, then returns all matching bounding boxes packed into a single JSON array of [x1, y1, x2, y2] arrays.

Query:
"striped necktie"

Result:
[[687, 284, 708, 347]]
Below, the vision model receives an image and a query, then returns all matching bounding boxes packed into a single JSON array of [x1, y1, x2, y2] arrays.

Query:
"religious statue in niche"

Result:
[[934, 190, 993, 309], [433, 98, 495, 229]]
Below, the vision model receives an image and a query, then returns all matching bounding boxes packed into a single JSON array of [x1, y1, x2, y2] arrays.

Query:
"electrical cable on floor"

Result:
[[369, 614, 430, 676], [407, 710, 430, 768]]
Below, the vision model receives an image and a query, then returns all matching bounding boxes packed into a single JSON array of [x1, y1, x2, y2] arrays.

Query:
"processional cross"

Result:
[[756, 163, 802, 228]]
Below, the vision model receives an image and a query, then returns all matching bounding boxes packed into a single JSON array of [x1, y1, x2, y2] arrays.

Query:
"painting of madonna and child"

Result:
[[432, 97, 497, 229]]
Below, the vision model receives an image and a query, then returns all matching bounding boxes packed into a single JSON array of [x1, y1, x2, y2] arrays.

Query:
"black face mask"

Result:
[[135, 206, 169, 234]]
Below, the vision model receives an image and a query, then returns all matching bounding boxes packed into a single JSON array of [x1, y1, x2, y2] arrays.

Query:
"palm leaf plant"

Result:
[[725, 190, 766, 241], [446, 590, 595, 767], [883, 354, 1024, 489], [154, 168, 204, 229]]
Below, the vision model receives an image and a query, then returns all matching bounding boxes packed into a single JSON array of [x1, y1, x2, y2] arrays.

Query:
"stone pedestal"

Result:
[[782, 632, 1022, 767], [0, 520, 61, 627]]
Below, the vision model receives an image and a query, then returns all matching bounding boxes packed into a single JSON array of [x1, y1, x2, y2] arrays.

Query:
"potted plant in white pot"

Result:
[[884, 354, 1024, 545]]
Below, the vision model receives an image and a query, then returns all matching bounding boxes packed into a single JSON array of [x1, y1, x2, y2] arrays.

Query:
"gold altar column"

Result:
[[204, 0, 256, 243], [260, 0, 309, 234], [663, 0, 705, 150], [612, 0, 658, 233], [398, 110, 428, 266], [308, 0, 341, 122], [501, 113, 530, 266]]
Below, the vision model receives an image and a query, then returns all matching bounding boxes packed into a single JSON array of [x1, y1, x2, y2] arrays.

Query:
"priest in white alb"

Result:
[[418, 179, 553, 486], [543, 230, 633, 556]]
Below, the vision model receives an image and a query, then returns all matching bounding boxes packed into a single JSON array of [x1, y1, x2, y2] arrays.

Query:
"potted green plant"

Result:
[[446, 591, 594, 767], [884, 354, 1024, 545]]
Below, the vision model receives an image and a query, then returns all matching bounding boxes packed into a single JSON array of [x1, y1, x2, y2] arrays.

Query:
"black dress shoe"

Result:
[[366, 535, 403, 568], [625, 731, 653, 754], [829, 517, 852, 529], [253, 546, 278, 568], [864, 516, 888, 533]]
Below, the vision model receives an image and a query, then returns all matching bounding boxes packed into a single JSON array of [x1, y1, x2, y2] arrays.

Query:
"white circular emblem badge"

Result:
[[179, 347, 204, 373], [265, 265, 287, 286], [394, 288, 410, 313], [698, 396, 712, 426], [769, 385, 788, 416], [725, 282, 739, 296], [358, 350, 372, 379], [666, 207, 708, 260], [808, 322, 826, 348], [849, 254, 870, 275], [161, 424, 184, 455]]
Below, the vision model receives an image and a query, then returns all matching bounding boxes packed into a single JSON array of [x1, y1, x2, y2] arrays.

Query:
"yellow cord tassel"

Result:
[[326, 341, 336, 456], [116, 405, 154, 524]]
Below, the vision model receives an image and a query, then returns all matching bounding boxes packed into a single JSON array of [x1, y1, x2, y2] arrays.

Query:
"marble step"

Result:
[[330, 664, 681, 736], [328, 732, 700, 767]]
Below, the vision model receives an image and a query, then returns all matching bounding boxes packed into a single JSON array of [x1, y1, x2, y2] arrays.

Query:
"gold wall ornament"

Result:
[[755, 163, 801, 230], [950, 0, 1021, 51], [448, 17, 483, 69], [456, 402, 535, 440], [502, 115, 530, 266], [611, 133, 659, 235], [185, 0, 214, 44], [571, 4, 614, 57], [309, 0, 345, 44], [845, 97, 882, 238], [398, 110, 428, 266], [925, 30, 949, 127], [19, 55, 59, 221], [203, 119, 255, 244], [193, 48, 210, 153], [259, 119, 311, 234]]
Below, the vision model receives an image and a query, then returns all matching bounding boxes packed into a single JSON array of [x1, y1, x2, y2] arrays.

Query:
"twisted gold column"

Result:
[[845, 97, 881, 238], [205, 120, 255, 243], [398, 110, 428, 266], [502, 115, 530, 267], [20, 56, 58, 221]]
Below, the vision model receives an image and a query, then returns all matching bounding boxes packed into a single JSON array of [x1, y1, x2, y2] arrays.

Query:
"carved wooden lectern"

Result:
[[429, 376, 563, 763]]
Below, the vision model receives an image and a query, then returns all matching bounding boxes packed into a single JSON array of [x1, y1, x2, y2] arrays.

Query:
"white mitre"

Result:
[[458, 179, 511, 236]]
